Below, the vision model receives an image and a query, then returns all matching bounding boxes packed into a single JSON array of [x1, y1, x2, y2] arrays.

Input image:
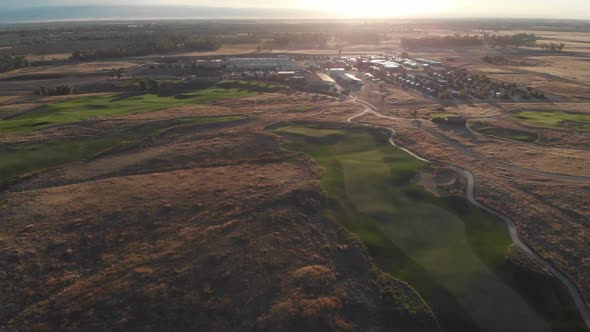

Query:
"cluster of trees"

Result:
[[70, 34, 221, 61], [271, 33, 329, 49], [37, 85, 76, 96], [395, 68, 546, 101], [138, 80, 160, 93], [483, 33, 538, 48], [524, 86, 546, 99], [401, 33, 539, 50], [401, 35, 482, 49], [538, 42, 566, 51], [0, 55, 29, 73], [221, 33, 261, 45], [183, 38, 222, 52]]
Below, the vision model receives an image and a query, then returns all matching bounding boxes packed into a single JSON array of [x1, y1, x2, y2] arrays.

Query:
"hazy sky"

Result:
[[7, 0, 590, 19]]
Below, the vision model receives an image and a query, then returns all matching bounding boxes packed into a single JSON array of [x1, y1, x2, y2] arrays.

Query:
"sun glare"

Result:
[[301, 0, 447, 18]]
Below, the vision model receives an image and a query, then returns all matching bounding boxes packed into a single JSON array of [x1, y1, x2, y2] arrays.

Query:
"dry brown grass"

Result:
[[0, 89, 437, 331], [24, 53, 71, 61], [0, 61, 140, 79], [486, 72, 590, 98], [512, 56, 590, 84]]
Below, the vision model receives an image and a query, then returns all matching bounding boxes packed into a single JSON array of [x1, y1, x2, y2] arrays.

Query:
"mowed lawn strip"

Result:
[[475, 126, 538, 143], [276, 126, 343, 138], [430, 112, 458, 120], [511, 110, 590, 131], [0, 115, 246, 182], [0, 80, 278, 133]]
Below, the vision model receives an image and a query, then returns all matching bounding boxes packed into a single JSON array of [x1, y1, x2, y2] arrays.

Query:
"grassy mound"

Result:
[[475, 126, 538, 143]]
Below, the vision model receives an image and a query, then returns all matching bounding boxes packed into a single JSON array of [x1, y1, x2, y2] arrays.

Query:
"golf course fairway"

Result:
[[275, 124, 587, 332]]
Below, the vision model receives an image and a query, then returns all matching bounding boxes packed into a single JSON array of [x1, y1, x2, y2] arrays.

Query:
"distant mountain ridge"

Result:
[[0, 5, 323, 23]]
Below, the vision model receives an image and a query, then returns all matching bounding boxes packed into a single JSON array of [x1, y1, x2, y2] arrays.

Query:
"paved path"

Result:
[[350, 98, 590, 183]]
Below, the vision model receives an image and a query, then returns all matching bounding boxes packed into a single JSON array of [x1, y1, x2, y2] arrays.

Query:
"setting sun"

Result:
[[300, 0, 447, 17]]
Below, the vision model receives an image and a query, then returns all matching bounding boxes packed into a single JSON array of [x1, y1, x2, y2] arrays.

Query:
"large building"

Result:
[[226, 58, 300, 71], [194, 59, 223, 69], [304, 72, 336, 91], [136, 59, 224, 80], [335, 72, 363, 86]]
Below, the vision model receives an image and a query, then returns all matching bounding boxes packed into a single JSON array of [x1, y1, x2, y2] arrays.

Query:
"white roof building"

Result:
[[226, 58, 300, 71]]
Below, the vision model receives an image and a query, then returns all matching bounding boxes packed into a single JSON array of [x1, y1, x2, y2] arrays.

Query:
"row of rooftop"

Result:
[[136, 55, 547, 101], [142, 55, 446, 73]]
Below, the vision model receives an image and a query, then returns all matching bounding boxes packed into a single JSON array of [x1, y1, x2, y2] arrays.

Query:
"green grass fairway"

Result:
[[276, 126, 343, 138], [512, 110, 590, 131], [0, 81, 277, 134], [113, 78, 181, 88], [475, 126, 538, 143], [430, 112, 458, 120], [0, 115, 246, 183], [275, 124, 586, 332]]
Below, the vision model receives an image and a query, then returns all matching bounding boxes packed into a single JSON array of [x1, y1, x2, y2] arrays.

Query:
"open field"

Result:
[[24, 53, 71, 61], [275, 124, 586, 332], [0, 62, 140, 79], [485, 75, 590, 99], [512, 57, 590, 83]]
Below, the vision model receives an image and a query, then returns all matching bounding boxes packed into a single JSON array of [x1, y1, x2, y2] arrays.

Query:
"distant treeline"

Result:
[[271, 33, 329, 49], [334, 31, 381, 45], [401, 33, 538, 50], [70, 34, 221, 61], [539, 42, 566, 51], [401, 35, 482, 49], [0, 55, 29, 73], [220, 34, 261, 45], [483, 33, 538, 48], [268, 31, 382, 49], [36, 85, 76, 96]]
